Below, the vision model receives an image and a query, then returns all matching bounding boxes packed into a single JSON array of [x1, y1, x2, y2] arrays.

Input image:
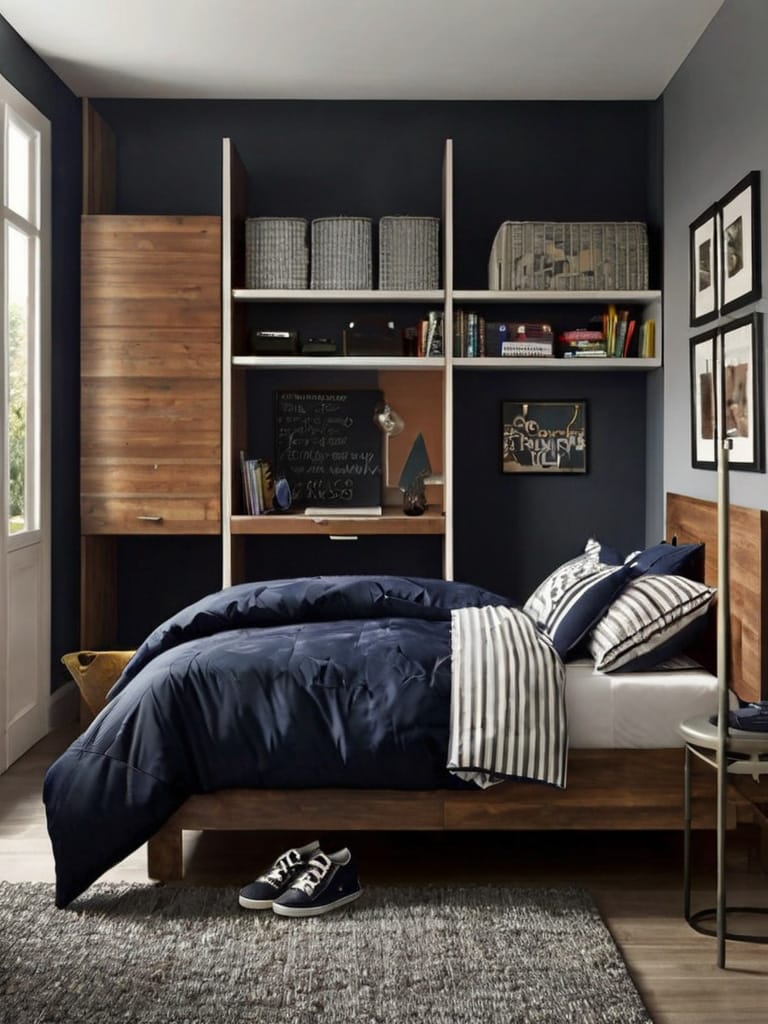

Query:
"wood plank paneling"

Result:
[[81, 328, 220, 378], [81, 216, 223, 542], [667, 492, 768, 701]]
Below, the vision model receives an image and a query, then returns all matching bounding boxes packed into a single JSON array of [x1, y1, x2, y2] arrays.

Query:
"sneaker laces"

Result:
[[291, 853, 332, 895], [261, 848, 302, 888]]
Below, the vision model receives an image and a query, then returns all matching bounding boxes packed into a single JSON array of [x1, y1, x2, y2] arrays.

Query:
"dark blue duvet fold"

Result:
[[44, 575, 512, 907]]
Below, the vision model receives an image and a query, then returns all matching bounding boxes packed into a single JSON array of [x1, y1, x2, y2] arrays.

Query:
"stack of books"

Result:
[[558, 328, 608, 358], [240, 453, 275, 514], [453, 309, 486, 357]]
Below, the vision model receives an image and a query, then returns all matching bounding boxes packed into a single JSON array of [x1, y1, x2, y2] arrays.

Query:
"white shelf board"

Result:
[[233, 289, 444, 303], [453, 356, 662, 370], [452, 289, 661, 304], [233, 355, 446, 370]]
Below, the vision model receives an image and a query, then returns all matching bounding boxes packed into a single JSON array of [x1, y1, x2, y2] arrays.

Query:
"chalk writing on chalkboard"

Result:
[[274, 389, 383, 507]]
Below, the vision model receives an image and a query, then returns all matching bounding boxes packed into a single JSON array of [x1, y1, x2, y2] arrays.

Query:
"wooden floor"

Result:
[[2, 727, 767, 1023]]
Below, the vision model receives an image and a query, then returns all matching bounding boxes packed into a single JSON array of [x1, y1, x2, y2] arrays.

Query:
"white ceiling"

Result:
[[1, 0, 724, 101]]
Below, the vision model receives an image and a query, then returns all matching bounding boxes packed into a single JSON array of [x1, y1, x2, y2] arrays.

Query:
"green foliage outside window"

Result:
[[8, 302, 26, 530]]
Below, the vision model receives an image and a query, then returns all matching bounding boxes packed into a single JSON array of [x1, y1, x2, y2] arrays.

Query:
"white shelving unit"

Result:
[[221, 136, 662, 586]]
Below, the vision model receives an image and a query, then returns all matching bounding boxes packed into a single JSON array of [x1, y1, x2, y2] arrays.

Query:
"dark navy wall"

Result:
[[88, 97, 661, 616], [0, 16, 81, 686], [94, 98, 657, 285]]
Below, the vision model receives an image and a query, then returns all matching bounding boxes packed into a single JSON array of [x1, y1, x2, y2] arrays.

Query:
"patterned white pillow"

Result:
[[524, 539, 631, 658], [588, 574, 716, 672]]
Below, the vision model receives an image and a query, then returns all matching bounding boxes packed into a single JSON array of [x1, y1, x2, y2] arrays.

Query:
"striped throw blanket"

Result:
[[447, 605, 567, 789]]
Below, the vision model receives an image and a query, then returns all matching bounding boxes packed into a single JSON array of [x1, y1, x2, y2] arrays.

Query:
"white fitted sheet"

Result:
[[565, 658, 719, 748]]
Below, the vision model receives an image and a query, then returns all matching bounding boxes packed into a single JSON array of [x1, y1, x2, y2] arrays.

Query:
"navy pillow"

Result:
[[626, 541, 703, 579], [524, 552, 634, 660]]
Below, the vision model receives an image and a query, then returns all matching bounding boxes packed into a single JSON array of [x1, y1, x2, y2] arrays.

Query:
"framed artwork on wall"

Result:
[[721, 312, 764, 471], [689, 330, 717, 469], [501, 400, 587, 474], [689, 204, 719, 326], [718, 170, 761, 316]]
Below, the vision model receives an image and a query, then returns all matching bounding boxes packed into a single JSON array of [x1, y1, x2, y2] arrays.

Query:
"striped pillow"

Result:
[[588, 574, 716, 672], [524, 540, 632, 659]]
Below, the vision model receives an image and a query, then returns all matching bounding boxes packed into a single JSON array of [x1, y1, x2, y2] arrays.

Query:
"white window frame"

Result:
[[0, 75, 50, 556]]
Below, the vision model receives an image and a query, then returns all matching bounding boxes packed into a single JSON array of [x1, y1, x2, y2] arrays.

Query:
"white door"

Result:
[[0, 76, 51, 771]]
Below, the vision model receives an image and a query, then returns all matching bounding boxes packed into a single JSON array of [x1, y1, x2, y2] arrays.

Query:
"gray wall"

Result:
[[663, 0, 768, 512]]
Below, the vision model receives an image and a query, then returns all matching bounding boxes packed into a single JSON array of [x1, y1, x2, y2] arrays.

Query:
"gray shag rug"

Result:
[[0, 882, 650, 1023]]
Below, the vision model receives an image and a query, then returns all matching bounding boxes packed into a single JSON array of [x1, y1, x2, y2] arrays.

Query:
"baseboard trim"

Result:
[[48, 680, 79, 730]]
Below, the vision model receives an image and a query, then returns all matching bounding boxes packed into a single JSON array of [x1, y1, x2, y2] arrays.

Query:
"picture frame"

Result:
[[720, 312, 764, 471], [689, 204, 719, 326], [718, 170, 761, 316], [689, 330, 717, 469], [502, 400, 587, 474]]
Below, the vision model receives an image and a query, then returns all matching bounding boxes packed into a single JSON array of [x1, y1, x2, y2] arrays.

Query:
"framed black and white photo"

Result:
[[689, 330, 717, 469], [718, 170, 761, 316], [689, 204, 719, 326], [502, 400, 587, 474], [720, 312, 764, 471]]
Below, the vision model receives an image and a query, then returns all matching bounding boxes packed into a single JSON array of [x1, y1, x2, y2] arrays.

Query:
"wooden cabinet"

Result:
[[81, 216, 222, 535], [79, 215, 222, 646]]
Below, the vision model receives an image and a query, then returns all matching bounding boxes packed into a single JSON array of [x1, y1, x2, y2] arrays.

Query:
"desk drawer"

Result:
[[81, 494, 220, 535]]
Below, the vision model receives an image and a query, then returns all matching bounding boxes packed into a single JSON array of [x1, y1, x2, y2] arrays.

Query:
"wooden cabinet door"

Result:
[[81, 216, 222, 534]]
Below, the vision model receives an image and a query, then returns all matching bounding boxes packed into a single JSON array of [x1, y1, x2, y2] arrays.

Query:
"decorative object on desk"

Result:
[[689, 329, 717, 470], [689, 204, 719, 326], [343, 315, 404, 356], [273, 474, 292, 512], [373, 400, 405, 488], [717, 170, 761, 316], [245, 217, 308, 289], [720, 312, 764, 471], [399, 432, 432, 516], [502, 401, 587, 474], [378, 215, 440, 290], [248, 329, 299, 356], [310, 216, 372, 290], [488, 221, 648, 291]]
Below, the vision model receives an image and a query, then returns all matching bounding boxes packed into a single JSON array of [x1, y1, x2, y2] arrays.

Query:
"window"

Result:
[[1, 78, 49, 542]]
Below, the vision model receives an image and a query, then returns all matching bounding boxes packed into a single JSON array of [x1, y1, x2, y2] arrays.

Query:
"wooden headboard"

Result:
[[666, 492, 768, 703]]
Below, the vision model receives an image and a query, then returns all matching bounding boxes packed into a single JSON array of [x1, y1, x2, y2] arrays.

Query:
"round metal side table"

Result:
[[679, 714, 768, 968]]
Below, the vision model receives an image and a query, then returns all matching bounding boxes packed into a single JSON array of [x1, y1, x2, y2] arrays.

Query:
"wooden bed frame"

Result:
[[147, 492, 768, 882]]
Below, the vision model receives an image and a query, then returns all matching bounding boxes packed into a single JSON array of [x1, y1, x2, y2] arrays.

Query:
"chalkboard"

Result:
[[274, 389, 383, 507]]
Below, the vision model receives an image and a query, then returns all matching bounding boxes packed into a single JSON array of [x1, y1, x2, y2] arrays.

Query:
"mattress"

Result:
[[565, 658, 719, 748]]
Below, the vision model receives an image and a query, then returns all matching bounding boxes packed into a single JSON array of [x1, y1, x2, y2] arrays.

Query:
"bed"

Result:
[[44, 492, 767, 906]]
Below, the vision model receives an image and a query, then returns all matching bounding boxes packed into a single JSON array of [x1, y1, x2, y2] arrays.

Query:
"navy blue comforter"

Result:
[[44, 575, 511, 907]]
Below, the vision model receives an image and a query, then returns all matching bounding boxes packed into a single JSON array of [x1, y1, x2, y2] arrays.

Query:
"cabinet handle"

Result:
[[329, 535, 357, 541], [137, 515, 164, 523]]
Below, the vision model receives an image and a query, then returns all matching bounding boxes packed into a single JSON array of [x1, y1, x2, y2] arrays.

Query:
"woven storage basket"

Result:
[[311, 217, 372, 289], [245, 217, 308, 289], [488, 221, 648, 291], [379, 216, 440, 290]]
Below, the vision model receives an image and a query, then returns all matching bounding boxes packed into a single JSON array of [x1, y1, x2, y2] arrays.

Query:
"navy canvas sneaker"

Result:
[[271, 848, 362, 917], [238, 840, 321, 910]]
